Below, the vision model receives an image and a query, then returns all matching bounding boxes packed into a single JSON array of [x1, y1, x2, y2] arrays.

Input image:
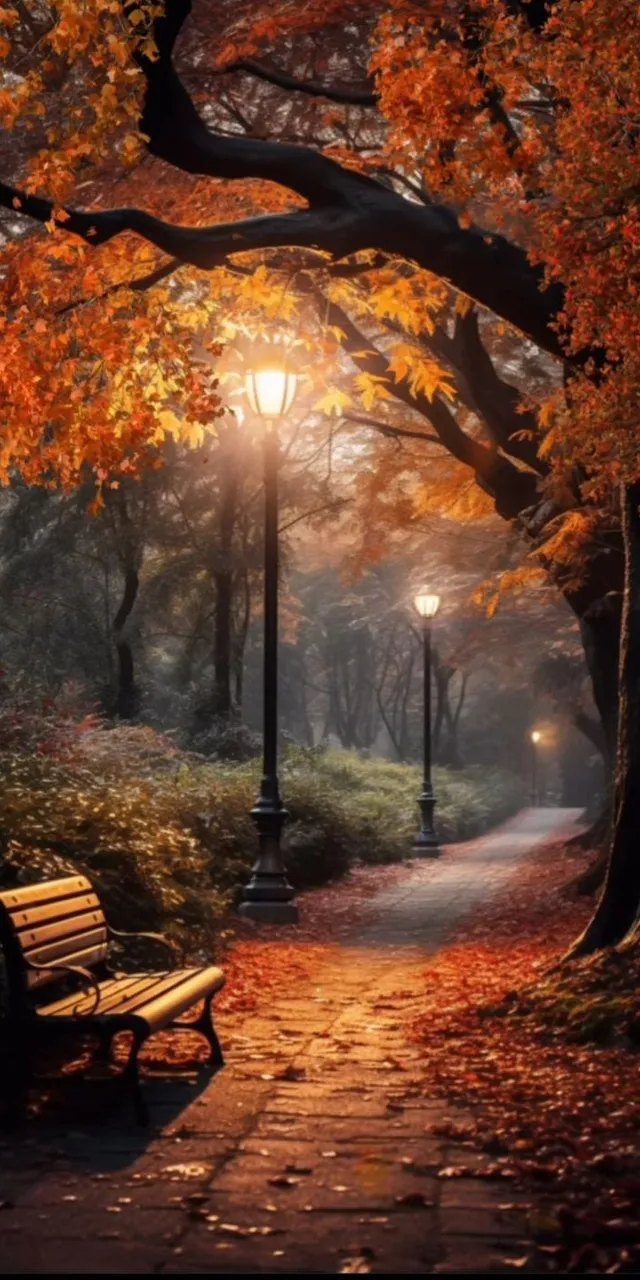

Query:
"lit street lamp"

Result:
[[412, 589, 441, 856], [530, 729, 541, 806], [239, 341, 298, 923]]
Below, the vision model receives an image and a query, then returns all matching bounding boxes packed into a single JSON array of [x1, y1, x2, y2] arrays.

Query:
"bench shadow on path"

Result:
[[0, 1039, 219, 1187]]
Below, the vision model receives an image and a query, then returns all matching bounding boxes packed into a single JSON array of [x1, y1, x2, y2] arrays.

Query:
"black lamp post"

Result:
[[530, 729, 541, 806], [412, 588, 441, 856], [239, 343, 298, 924]]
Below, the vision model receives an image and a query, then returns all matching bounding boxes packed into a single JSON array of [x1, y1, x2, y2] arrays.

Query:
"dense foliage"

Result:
[[0, 723, 524, 949]]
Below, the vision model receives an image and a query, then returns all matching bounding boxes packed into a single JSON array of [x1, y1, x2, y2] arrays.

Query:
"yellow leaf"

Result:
[[314, 388, 353, 416], [354, 372, 393, 412]]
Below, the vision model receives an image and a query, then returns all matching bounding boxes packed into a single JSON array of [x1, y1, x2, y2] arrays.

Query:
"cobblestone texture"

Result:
[[0, 808, 580, 1273]]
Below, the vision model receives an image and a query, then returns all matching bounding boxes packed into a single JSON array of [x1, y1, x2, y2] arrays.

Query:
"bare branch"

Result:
[[216, 59, 377, 107], [278, 498, 351, 534]]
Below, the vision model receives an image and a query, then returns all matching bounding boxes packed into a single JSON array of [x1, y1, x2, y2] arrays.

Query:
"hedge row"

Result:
[[0, 737, 526, 950]]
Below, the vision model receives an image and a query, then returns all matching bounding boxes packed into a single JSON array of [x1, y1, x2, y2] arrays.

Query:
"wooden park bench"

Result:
[[0, 874, 225, 1123]]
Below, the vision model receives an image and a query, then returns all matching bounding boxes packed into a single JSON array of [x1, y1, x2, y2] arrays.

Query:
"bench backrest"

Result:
[[0, 876, 108, 1004]]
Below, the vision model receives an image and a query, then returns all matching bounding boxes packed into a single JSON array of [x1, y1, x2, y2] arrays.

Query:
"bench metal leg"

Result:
[[174, 993, 224, 1069], [122, 1032, 148, 1126], [94, 1029, 114, 1063], [199, 993, 224, 1069]]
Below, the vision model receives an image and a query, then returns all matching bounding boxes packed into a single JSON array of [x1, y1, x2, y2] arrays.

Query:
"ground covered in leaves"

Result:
[[413, 836, 640, 1274]]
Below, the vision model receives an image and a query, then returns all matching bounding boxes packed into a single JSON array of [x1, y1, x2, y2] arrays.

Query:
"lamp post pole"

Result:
[[413, 605, 440, 856], [239, 352, 298, 924]]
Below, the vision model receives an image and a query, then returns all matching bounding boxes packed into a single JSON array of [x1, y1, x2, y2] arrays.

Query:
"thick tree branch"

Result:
[[311, 287, 539, 518], [135, 0, 383, 205], [0, 0, 568, 360], [430, 309, 548, 475], [217, 59, 377, 106]]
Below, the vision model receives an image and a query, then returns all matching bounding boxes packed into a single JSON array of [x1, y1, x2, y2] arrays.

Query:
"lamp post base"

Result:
[[239, 899, 299, 924], [412, 788, 440, 857], [412, 831, 440, 857], [239, 780, 299, 924]]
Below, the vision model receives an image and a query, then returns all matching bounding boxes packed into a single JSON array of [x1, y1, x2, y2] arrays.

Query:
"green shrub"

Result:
[[0, 733, 526, 951]]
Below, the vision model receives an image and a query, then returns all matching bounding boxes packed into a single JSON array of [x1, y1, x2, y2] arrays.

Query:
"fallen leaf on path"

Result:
[[395, 1192, 435, 1208], [276, 1064, 307, 1081], [163, 1163, 210, 1179]]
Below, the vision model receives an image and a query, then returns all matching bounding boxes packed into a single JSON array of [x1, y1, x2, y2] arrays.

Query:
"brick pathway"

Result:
[[0, 808, 580, 1274]]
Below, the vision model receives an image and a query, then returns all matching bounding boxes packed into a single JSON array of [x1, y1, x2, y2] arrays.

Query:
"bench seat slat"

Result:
[[127, 967, 225, 1034], [37, 967, 225, 1032], [41, 972, 164, 1016]]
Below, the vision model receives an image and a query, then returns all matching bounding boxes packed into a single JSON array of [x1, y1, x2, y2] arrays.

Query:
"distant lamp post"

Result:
[[239, 342, 298, 924], [412, 589, 441, 856], [530, 729, 541, 807]]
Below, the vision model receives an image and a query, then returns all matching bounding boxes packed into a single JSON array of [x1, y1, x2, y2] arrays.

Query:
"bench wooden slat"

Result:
[[10, 894, 104, 931], [38, 966, 225, 1032], [41, 972, 163, 1016], [27, 946, 113, 991], [40, 970, 199, 1019], [0, 877, 93, 911], [19, 913, 107, 954], [24, 925, 108, 967], [132, 967, 225, 1034]]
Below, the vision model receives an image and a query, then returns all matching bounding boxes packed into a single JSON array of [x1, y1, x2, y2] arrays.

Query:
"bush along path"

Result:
[[0, 807, 581, 1275]]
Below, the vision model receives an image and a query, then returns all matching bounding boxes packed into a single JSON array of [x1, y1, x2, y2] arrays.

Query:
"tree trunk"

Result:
[[232, 566, 251, 711], [211, 426, 239, 720], [578, 607, 620, 779], [212, 566, 233, 719], [570, 480, 640, 954], [113, 567, 140, 720]]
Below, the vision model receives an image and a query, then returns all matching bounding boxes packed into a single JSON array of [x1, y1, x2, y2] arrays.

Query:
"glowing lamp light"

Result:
[[245, 351, 297, 420], [414, 590, 441, 620], [531, 729, 541, 744]]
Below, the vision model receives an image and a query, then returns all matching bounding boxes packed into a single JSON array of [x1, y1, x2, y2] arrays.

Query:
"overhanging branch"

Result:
[[309, 287, 540, 518], [216, 59, 377, 107], [0, 0, 569, 361]]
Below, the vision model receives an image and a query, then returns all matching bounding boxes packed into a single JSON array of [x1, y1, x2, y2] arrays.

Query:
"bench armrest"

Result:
[[27, 959, 102, 1016], [108, 927, 183, 971]]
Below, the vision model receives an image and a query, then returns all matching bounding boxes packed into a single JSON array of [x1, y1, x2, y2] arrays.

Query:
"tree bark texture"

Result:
[[113, 566, 140, 720], [570, 481, 640, 953]]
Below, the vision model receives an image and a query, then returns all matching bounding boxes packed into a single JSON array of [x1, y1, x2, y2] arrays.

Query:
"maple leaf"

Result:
[[354, 371, 393, 411], [314, 387, 353, 415]]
